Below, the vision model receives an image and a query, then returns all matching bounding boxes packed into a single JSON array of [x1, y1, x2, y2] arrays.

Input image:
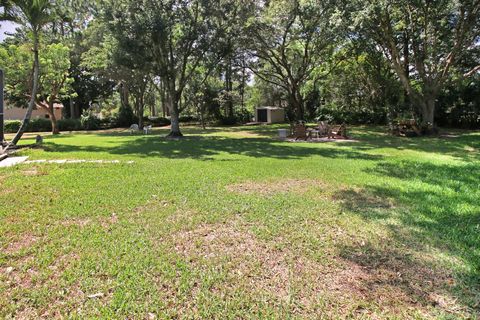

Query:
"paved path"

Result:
[[0, 156, 29, 168], [24, 160, 135, 165], [0, 157, 134, 167]]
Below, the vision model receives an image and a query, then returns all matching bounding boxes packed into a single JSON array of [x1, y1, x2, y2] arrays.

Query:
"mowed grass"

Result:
[[0, 125, 479, 319]]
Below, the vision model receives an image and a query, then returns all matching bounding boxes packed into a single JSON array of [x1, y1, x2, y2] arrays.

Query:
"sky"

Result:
[[0, 21, 19, 42]]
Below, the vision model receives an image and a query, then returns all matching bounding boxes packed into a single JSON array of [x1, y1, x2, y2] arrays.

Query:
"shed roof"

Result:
[[256, 106, 284, 110]]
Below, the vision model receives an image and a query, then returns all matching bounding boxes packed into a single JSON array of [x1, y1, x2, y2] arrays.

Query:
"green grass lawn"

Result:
[[1, 125, 479, 319]]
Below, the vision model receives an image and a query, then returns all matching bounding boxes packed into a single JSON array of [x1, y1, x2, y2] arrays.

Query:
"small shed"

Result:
[[255, 107, 285, 124]]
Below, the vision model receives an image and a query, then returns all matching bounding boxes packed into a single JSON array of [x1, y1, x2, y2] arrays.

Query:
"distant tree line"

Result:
[[1, 0, 479, 141]]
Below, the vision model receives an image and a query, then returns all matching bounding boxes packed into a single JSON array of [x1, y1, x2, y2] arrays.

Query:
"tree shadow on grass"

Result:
[[39, 135, 383, 161], [343, 127, 480, 162], [337, 242, 460, 315], [335, 160, 480, 315]]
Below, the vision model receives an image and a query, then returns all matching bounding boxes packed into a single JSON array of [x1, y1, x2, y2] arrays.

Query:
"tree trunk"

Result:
[[200, 105, 206, 130], [138, 97, 144, 129], [167, 93, 182, 137], [9, 30, 40, 147], [48, 101, 60, 134], [225, 58, 234, 118], [120, 82, 129, 109], [159, 82, 169, 117], [69, 98, 75, 119], [420, 96, 435, 125], [403, 30, 411, 114], [291, 89, 304, 121]]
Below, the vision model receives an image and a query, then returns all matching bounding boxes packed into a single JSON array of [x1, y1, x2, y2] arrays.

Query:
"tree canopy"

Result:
[[1, 0, 479, 139]]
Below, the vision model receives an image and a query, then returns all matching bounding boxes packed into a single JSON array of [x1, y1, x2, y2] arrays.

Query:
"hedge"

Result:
[[144, 117, 171, 127], [4, 120, 21, 133], [4, 118, 83, 133], [3, 115, 178, 133]]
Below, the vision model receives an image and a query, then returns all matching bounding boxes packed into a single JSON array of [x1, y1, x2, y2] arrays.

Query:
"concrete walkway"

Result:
[[0, 156, 29, 168], [0, 157, 135, 168], [24, 160, 135, 165]]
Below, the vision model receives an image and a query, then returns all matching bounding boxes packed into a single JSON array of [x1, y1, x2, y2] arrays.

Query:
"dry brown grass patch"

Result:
[[60, 218, 92, 228], [6, 252, 88, 319], [4, 233, 39, 254], [133, 196, 171, 215], [170, 221, 367, 315], [21, 167, 47, 177], [0, 187, 14, 196], [168, 220, 467, 318], [226, 179, 325, 196]]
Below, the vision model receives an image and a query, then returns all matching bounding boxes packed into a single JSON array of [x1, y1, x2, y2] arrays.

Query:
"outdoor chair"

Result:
[[143, 125, 152, 135], [293, 123, 309, 141], [317, 121, 329, 136], [328, 123, 348, 139], [129, 124, 139, 134]]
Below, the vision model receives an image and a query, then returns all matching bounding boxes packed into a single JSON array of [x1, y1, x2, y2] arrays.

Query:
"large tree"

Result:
[[0, 42, 73, 134], [81, 20, 152, 128], [1, 0, 53, 146], [354, 0, 480, 126], [105, 0, 222, 136], [36, 43, 73, 133], [246, 0, 342, 121]]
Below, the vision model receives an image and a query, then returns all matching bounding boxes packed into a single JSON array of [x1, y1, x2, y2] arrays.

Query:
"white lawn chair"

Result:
[[143, 125, 152, 135], [129, 124, 139, 134]]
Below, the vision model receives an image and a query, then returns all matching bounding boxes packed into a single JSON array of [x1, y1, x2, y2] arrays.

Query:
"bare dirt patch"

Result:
[[0, 187, 14, 196], [5, 266, 39, 290], [133, 196, 171, 215], [60, 218, 92, 228], [169, 220, 467, 318], [4, 252, 86, 319], [99, 213, 119, 229], [60, 214, 121, 230], [226, 179, 325, 196], [4, 234, 39, 254], [21, 167, 47, 177], [47, 252, 81, 275]]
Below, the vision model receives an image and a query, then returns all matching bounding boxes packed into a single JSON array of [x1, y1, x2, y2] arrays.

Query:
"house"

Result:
[[255, 106, 285, 124], [4, 103, 64, 121]]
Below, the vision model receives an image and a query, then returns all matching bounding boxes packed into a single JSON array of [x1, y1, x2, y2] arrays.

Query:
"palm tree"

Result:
[[1, 0, 52, 148]]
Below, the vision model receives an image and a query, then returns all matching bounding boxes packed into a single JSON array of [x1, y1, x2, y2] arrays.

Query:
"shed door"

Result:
[[257, 109, 268, 122]]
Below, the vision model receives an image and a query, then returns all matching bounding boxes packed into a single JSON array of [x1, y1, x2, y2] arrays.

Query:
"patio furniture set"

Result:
[[290, 121, 348, 141]]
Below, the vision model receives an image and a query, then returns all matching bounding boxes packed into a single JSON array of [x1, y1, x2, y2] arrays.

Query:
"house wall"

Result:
[[4, 107, 63, 121]]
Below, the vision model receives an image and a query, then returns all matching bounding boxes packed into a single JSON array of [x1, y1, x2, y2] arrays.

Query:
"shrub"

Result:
[[57, 118, 82, 131], [4, 120, 21, 133], [146, 117, 171, 127], [99, 117, 117, 129], [179, 115, 198, 123], [27, 118, 52, 132], [4, 119, 52, 133], [316, 107, 387, 125], [116, 104, 137, 127], [235, 109, 254, 124], [80, 110, 101, 130], [217, 109, 254, 126], [218, 116, 238, 126]]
